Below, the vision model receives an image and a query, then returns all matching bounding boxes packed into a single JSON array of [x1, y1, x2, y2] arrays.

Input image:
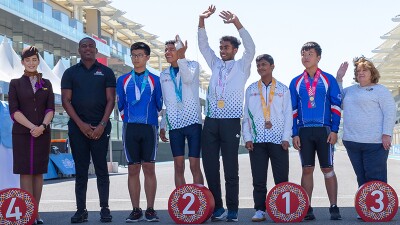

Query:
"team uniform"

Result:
[[198, 26, 255, 213], [160, 59, 202, 158], [289, 69, 342, 168], [242, 79, 292, 212], [116, 70, 162, 164]]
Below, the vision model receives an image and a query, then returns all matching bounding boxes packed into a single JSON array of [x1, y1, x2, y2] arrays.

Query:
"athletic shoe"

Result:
[[304, 206, 315, 220], [100, 207, 112, 223], [126, 208, 143, 223], [211, 207, 227, 222], [226, 210, 238, 222], [145, 207, 160, 222], [329, 205, 342, 220], [71, 209, 88, 223], [251, 210, 266, 222]]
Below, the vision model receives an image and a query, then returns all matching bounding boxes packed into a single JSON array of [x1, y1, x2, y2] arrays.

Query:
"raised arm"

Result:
[[198, 5, 219, 68], [220, 11, 255, 76]]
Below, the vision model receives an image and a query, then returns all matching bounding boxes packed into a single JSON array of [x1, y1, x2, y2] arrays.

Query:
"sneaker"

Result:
[[100, 207, 112, 223], [329, 205, 342, 220], [226, 210, 238, 222], [71, 209, 88, 223], [126, 208, 143, 223], [251, 210, 266, 222], [304, 206, 315, 220], [145, 207, 160, 222], [211, 207, 227, 222]]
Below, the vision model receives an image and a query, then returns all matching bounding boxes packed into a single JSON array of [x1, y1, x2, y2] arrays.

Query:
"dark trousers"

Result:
[[343, 140, 389, 187], [68, 121, 111, 210], [201, 117, 241, 211], [250, 143, 289, 211]]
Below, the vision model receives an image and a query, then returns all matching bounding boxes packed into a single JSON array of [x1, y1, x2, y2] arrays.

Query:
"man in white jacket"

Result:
[[160, 36, 204, 188], [198, 5, 255, 222], [242, 54, 292, 222]]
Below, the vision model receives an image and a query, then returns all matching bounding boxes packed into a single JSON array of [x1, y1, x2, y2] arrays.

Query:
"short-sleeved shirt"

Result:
[[61, 60, 116, 124]]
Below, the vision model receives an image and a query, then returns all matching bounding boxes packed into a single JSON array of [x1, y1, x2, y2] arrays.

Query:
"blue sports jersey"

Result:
[[289, 70, 342, 136], [117, 70, 163, 126]]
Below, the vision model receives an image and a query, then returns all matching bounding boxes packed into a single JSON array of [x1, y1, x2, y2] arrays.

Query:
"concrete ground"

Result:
[[37, 149, 400, 224]]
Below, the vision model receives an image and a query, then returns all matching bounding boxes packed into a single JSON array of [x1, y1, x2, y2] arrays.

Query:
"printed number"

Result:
[[182, 193, 195, 215], [370, 190, 384, 213], [282, 192, 291, 214], [6, 198, 22, 220]]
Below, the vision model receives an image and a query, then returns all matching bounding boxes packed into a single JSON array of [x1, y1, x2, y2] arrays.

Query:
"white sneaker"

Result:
[[251, 210, 266, 222]]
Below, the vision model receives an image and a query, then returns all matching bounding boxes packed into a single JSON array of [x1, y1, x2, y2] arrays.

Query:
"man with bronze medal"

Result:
[[198, 5, 255, 222], [242, 54, 292, 222], [289, 42, 342, 221]]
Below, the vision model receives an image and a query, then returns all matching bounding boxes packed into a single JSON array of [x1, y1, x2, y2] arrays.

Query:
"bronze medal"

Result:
[[265, 121, 272, 129], [217, 100, 225, 108]]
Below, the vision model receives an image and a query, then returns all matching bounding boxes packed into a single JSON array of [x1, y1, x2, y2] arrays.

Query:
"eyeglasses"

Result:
[[130, 53, 147, 59]]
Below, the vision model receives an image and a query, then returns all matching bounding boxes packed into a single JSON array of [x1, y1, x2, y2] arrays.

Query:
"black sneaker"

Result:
[[100, 207, 112, 223], [126, 208, 143, 223], [329, 204, 342, 220], [145, 207, 160, 222], [304, 206, 315, 220], [71, 209, 88, 223]]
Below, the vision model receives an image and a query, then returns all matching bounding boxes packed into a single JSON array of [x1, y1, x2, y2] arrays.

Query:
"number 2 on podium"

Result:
[[182, 193, 195, 215]]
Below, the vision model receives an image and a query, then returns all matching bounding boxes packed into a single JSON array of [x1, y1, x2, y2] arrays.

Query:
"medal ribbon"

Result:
[[169, 66, 182, 103], [215, 61, 235, 100], [132, 69, 149, 105], [257, 78, 276, 123], [303, 68, 321, 108]]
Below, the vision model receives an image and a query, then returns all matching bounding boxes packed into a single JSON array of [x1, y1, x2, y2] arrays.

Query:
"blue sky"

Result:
[[111, 0, 400, 87]]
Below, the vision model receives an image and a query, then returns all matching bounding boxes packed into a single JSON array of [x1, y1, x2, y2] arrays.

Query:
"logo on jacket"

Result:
[[94, 69, 104, 76]]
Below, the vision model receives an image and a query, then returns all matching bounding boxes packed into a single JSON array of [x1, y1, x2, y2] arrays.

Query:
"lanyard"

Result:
[[303, 69, 321, 108], [258, 78, 276, 123], [132, 69, 149, 105], [169, 66, 182, 103], [215, 61, 235, 100]]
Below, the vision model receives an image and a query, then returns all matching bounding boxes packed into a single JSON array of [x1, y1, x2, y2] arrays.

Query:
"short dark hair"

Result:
[[131, 42, 151, 55], [256, 54, 274, 65], [301, 41, 322, 56], [220, 36, 241, 49], [165, 40, 176, 45], [79, 37, 96, 47]]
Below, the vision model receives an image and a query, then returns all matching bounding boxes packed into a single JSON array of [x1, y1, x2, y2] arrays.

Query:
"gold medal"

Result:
[[309, 96, 314, 101], [265, 121, 272, 129], [217, 100, 225, 108]]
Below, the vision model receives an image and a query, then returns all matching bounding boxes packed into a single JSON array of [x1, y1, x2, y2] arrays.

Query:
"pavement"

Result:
[[37, 149, 400, 224]]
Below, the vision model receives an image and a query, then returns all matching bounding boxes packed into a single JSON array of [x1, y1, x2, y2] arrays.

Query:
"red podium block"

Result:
[[355, 181, 398, 222], [266, 182, 309, 223], [0, 188, 37, 225], [168, 184, 215, 224]]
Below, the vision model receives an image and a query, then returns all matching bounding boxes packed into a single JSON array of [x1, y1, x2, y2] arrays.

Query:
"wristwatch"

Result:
[[41, 123, 48, 129], [99, 121, 107, 127]]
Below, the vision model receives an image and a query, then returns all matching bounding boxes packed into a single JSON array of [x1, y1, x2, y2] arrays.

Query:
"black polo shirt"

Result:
[[61, 60, 116, 124]]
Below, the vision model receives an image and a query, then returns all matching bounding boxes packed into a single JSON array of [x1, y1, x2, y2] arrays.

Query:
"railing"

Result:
[[0, 0, 110, 56]]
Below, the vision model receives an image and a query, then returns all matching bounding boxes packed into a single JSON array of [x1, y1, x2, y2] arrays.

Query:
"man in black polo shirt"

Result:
[[61, 37, 116, 223]]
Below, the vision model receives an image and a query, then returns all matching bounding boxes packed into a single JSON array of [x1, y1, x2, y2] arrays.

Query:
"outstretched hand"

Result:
[[200, 5, 216, 19], [176, 35, 187, 59], [219, 10, 238, 24], [336, 62, 348, 82]]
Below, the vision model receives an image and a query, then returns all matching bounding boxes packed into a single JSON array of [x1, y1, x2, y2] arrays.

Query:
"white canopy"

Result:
[[0, 38, 61, 94], [52, 59, 67, 80]]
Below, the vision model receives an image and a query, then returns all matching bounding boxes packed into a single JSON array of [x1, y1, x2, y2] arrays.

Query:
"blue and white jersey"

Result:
[[289, 70, 342, 136], [116, 70, 163, 126]]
